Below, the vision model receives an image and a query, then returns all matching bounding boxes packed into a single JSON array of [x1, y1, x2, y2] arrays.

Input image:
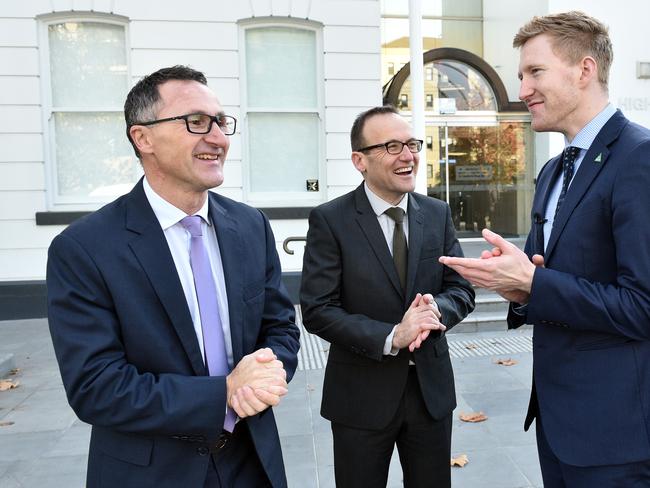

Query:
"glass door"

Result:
[[425, 121, 534, 238]]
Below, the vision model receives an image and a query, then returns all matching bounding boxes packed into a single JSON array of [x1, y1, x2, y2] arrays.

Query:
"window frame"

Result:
[[38, 12, 134, 210], [238, 19, 326, 207]]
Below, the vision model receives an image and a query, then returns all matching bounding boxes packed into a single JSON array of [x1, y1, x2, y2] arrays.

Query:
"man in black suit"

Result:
[[47, 66, 300, 488], [300, 105, 475, 487]]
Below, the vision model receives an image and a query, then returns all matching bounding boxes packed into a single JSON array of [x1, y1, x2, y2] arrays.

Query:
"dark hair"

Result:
[[124, 65, 208, 158], [350, 105, 399, 151], [513, 11, 612, 88]]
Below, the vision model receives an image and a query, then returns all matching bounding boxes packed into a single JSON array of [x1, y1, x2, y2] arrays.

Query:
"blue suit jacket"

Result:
[[508, 110, 650, 467], [47, 180, 300, 488]]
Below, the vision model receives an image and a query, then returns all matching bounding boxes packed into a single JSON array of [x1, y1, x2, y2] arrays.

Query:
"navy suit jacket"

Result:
[[508, 110, 650, 467], [300, 185, 474, 429], [47, 180, 300, 488]]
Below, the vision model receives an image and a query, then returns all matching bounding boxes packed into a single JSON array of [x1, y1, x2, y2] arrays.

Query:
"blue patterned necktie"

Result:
[[180, 215, 236, 432], [554, 146, 580, 221]]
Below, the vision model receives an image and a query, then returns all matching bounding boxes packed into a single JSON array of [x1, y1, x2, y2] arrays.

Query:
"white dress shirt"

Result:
[[363, 184, 412, 356], [143, 177, 234, 367]]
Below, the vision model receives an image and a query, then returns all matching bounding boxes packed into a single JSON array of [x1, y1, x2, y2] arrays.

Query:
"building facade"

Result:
[[1, 0, 649, 319]]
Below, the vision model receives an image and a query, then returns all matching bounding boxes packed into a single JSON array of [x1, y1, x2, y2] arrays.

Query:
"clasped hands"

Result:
[[226, 348, 287, 418], [438, 228, 544, 304], [392, 293, 446, 352]]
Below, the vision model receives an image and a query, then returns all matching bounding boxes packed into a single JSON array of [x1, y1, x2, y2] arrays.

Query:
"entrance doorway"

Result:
[[427, 119, 533, 238], [383, 48, 535, 239]]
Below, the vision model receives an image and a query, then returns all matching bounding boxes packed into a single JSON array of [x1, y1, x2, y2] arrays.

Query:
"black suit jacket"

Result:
[[300, 184, 474, 429], [508, 111, 650, 466], [47, 180, 300, 488]]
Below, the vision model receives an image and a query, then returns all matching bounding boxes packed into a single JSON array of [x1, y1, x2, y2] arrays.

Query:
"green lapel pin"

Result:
[[594, 153, 602, 163]]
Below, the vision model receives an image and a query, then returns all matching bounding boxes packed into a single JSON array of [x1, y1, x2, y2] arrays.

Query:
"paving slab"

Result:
[[0, 318, 541, 488]]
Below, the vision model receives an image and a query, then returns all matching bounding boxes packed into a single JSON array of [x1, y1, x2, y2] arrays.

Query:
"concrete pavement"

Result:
[[0, 318, 541, 487]]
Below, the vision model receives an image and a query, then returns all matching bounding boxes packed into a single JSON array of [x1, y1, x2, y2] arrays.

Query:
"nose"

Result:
[[519, 77, 533, 102], [398, 143, 415, 160], [203, 120, 229, 145]]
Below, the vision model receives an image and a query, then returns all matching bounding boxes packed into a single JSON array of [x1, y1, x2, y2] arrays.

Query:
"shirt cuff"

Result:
[[383, 324, 400, 356]]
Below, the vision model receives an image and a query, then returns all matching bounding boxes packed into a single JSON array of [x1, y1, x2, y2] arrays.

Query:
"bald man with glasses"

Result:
[[47, 65, 300, 488], [300, 105, 475, 488]]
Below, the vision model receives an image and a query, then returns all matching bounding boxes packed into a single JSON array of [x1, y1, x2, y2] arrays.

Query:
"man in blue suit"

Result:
[[47, 66, 300, 488], [440, 11, 650, 487]]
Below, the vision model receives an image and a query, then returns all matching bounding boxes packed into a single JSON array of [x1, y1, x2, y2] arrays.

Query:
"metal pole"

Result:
[[408, 0, 426, 195]]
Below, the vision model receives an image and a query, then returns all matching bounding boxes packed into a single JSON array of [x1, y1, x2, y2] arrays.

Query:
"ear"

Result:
[[129, 125, 155, 156], [578, 56, 598, 86], [351, 151, 367, 174]]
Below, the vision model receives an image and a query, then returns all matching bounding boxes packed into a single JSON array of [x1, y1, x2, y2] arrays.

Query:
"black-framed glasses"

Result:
[[134, 113, 237, 135], [356, 139, 423, 155]]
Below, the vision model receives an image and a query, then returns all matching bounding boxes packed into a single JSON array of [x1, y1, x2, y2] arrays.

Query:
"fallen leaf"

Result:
[[0, 421, 14, 427], [459, 411, 488, 423], [9, 368, 20, 375], [451, 454, 469, 467], [465, 344, 478, 350], [494, 358, 518, 366], [0, 379, 20, 391]]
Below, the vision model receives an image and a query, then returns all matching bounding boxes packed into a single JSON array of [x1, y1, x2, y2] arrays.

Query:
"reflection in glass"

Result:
[[55, 112, 137, 198], [248, 113, 319, 192], [399, 59, 496, 112], [427, 123, 534, 237], [49, 22, 127, 108], [246, 27, 317, 108]]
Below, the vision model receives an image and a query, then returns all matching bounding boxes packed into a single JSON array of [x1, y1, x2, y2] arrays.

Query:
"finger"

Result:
[[480, 250, 493, 259], [492, 247, 502, 257], [258, 384, 288, 397], [408, 293, 423, 309], [481, 228, 514, 253], [229, 394, 248, 418], [238, 386, 267, 414], [422, 293, 434, 304], [254, 388, 283, 407], [532, 254, 545, 267], [255, 348, 277, 362], [419, 329, 431, 342]]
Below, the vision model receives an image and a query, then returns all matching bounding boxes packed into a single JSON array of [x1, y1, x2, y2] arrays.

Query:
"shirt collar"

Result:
[[143, 176, 210, 230], [566, 103, 616, 150], [364, 182, 409, 217]]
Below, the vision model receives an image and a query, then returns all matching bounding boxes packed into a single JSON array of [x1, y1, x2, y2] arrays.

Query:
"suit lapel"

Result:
[[544, 111, 626, 261], [126, 181, 206, 376], [353, 185, 403, 297], [208, 193, 245, 364], [405, 196, 423, 301]]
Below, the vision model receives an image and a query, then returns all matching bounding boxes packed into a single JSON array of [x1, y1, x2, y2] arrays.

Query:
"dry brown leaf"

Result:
[[9, 368, 20, 375], [450, 454, 469, 467], [459, 411, 488, 423], [0, 421, 14, 427], [465, 344, 478, 350], [0, 379, 20, 392], [494, 358, 518, 366]]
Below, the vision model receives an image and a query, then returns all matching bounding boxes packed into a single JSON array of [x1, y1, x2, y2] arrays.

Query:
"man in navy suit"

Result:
[[47, 66, 300, 488], [440, 11, 650, 486]]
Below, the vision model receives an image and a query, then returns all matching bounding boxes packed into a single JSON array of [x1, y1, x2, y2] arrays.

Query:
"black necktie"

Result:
[[554, 146, 580, 221], [384, 207, 407, 292]]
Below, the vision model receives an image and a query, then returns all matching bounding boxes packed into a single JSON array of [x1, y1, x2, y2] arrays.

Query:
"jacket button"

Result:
[[197, 447, 209, 456]]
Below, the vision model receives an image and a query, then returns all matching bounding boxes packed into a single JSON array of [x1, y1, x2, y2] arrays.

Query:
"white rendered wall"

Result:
[[0, 0, 382, 280]]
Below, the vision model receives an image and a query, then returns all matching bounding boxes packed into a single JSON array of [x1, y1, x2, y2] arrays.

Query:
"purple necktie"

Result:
[[180, 215, 236, 432]]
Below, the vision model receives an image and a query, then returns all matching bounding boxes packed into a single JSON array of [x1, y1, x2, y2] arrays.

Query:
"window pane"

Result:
[[426, 122, 534, 237], [248, 113, 319, 192], [54, 112, 138, 198], [49, 22, 127, 107], [246, 27, 317, 108], [381, 0, 482, 18]]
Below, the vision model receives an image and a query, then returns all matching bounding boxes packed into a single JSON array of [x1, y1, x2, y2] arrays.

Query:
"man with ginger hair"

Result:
[[440, 11, 650, 486]]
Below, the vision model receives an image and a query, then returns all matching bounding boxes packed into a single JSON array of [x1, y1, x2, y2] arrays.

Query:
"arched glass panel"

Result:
[[398, 59, 497, 112]]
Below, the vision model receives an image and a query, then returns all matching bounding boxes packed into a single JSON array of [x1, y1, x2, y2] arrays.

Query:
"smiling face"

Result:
[[133, 79, 230, 213], [518, 34, 585, 139], [352, 113, 419, 205]]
